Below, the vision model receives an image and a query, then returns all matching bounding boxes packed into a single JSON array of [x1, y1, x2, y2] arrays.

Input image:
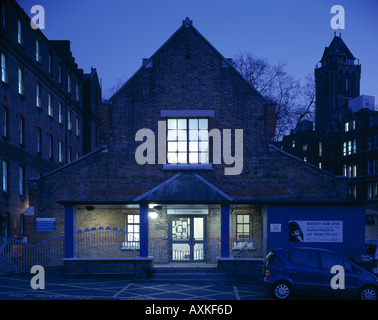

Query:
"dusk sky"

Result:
[[17, 0, 378, 102]]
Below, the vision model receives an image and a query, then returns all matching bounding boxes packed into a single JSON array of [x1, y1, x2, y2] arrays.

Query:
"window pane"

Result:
[[167, 119, 177, 129], [199, 141, 208, 152], [199, 119, 208, 129], [189, 130, 198, 140], [177, 130, 187, 141], [128, 215, 134, 223], [199, 152, 208, 164], [167, 153, 177, 164], [168, 142, 177, 152], [133, 215, 139, 223], [189, 152, 198, 164], [167, 130, 177, 141], [177, 153, 187, 163], [189, 119, 198, 129], [177, 119, 186, 129], [189, 141, 198, 152], [244, 215, 250, 223], [177, 141, 187, 152], [199, 130, 208, 141], [237, 215, 244, 223]]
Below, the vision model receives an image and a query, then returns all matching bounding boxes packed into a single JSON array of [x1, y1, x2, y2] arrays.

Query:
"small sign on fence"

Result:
[[36, 218, 56, 233]]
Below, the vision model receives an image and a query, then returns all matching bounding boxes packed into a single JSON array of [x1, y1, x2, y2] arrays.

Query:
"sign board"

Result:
[[289, 220, 343, 243], [167, 208, 208, 215], [270, 224, 281, 232], [36, 218, 56, 233]]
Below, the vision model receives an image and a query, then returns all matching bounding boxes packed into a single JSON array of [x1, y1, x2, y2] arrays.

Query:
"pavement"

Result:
[[0, 267, 270, 301]]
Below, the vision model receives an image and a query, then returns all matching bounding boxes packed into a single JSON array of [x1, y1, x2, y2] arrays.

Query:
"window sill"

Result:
[[163, 163, 213, 171]]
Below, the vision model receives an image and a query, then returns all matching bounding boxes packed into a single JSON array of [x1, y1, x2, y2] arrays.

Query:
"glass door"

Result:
[[169, 216, 206, 261]]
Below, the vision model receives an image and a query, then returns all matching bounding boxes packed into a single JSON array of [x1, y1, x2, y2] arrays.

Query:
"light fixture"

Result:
[[149, 211, 158, 219]]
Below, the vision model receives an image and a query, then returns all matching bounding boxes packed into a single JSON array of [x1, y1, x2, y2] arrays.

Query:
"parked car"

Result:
[[365, 240, 378, 275], [263, 247, 378, 300]]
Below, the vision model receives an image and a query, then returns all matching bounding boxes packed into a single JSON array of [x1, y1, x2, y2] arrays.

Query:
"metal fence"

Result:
[[150, 240, 221, 264], [0, 236, 64, 272], [76, 227, 139, 258]]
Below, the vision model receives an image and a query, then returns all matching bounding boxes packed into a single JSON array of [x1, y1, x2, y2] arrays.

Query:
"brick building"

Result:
[[281, 34, 378, 234], [29, 18, 365, 277], [0, 0, 102, 242]]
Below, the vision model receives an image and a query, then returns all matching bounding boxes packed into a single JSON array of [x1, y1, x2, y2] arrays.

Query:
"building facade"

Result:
[[28, 19, 365, 277], [0, 0, 102, 242], [281, 34, 378, 233]]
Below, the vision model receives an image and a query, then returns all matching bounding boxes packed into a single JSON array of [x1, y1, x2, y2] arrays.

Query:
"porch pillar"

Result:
[[221, 205, 230, 258], [139, 204, 149, 257], [64, 205, 76, 258]]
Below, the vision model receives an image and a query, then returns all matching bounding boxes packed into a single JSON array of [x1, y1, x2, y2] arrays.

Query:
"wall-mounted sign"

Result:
[[270, 224, 282, 232], [289, 220, 343, 243], [36, 218, 56, 233], [167, 208, 208, 215]]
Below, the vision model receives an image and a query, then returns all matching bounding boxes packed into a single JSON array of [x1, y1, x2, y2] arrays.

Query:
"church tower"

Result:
[[315, 33, 361, 133]]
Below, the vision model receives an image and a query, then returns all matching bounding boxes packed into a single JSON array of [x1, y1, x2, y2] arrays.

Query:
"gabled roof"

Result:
[[134, 172, 234, 203], [320, 34, 356, 63], [110, 17, 266, 103]]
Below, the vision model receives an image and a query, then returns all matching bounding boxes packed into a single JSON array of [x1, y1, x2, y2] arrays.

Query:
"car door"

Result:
[[285, 250, 323, 294]]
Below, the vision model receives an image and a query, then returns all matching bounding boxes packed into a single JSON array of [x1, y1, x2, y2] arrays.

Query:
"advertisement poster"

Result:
[[289, 220, 343, 243]]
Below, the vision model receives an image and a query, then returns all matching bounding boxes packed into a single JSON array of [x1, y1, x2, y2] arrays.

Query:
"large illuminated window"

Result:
[[167, 118, 209, 164]]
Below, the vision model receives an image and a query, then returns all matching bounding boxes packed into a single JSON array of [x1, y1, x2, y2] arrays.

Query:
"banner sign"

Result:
[[289, 220, 343, 243], [36, 218, 56, 233]]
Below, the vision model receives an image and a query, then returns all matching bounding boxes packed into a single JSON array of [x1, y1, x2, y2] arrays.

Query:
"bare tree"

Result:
[[232, 51, 315, 141]]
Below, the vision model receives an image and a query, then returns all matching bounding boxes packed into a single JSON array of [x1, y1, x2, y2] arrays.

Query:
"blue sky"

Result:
[[17, 0, 378, 101]]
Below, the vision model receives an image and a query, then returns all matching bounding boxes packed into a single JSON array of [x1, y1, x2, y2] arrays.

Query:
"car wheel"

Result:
[[359, 286, 377, 300], [272, 281, 292, 300]]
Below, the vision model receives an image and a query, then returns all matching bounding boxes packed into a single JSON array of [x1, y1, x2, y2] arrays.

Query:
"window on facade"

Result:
[[1, 52, 7, 83], [2, 160, 9, 192], [68, 110, 72, 130], [18, 116, 25, 146], [368, 182, 378, 200], [348, 185, 357, 200], [17, 20, 22, 44], [58, 102, 63, 124], [48, 93, 53, 117], [36, 83, 41, 108], [292, 140, 295, 148], [318, 142, 322, 157], [36, 127, 42, 154], [48, 52, 52, 75], [236, 214, 251, 241], [345, 122, 349, 132], [67, 146, 72, 163], [303, 144, 308, 151], [58, 141, 63, 163], [126, 214, 140, 248], [58, 64, 63, 85], [36, 40, 40, 63], [75, 150, 80, 160], [1, 106, 8, 138], [76, 83, 79, 101], [343, 140, 356, 156], [18, 67, 24, 95], [167, 118, 209, 164], [19, 166, 24, 196], [76, 117, 80, 137], [48, 134, 53, 159]]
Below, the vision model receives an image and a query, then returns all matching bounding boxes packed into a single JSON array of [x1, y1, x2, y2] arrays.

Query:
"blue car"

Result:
[[263, 247, 378, 300]]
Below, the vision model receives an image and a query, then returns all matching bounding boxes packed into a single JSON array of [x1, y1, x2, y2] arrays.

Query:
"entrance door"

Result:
[[169, 216, 206, 261]]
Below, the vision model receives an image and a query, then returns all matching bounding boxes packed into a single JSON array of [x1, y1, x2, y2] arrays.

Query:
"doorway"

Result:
[[168, 215, 206, 261]]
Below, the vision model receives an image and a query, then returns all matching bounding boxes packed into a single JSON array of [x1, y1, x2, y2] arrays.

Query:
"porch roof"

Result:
[[133, 172, 234, 203]]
